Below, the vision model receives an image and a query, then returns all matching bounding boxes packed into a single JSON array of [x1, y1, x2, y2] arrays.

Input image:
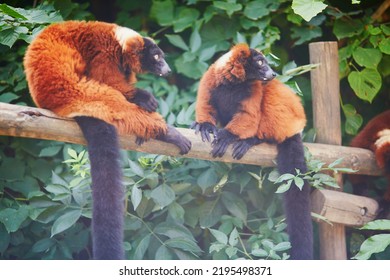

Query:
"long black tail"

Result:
[[277, 133, 313, 260], [75, 116, 124, 260]]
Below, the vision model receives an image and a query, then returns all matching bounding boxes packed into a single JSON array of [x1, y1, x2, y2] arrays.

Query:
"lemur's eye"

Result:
[[154, 54, 160, 61], [258, 60, 263, 66]]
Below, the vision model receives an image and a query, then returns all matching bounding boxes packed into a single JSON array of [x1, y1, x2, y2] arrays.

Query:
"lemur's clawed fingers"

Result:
[[158, 125, 192, 155], [191, 122, 217, 142], [211, 129, 238, 158], [232, 137, 263, 160], [135, 136, 147, 146]]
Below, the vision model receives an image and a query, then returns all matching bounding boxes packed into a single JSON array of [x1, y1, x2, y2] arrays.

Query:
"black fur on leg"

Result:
[[75, 116, 124, 260], [277, 133, 313, 260], [157, 125, 192, 155]]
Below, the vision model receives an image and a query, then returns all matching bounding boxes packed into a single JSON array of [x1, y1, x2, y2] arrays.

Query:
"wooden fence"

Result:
[[0, 42, 382, 259]]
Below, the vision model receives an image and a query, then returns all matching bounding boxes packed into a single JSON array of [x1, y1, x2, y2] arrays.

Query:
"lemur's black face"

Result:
[[245, 49, 276, 82], [141, 38, 171, 77]]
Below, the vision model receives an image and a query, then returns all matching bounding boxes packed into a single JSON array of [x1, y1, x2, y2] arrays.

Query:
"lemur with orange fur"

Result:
[[24, 21, 191, 260], [349, 110, 390, 206], [192, 44, 312, 259]]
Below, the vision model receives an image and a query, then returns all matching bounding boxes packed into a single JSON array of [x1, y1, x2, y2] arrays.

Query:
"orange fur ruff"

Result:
[[24, 21, 167, 139], [195, 44, 306, 143]]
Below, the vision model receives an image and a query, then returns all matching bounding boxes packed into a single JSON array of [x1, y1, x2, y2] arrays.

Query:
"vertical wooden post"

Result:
[[309, 42, 347, 259]]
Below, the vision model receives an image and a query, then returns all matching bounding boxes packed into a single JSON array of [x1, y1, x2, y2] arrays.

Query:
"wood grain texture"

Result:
[[311, 189, 378, 227], [310, 41, 346, 260]]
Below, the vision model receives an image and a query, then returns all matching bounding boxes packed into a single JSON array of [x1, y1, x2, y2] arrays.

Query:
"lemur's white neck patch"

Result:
[[375, 129, 390, 148], [115, 26, 140, 50], [215, 51, 232, 69]]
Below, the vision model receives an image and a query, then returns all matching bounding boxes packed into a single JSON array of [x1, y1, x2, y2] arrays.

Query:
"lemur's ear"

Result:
[[229, 44, 250, 80], [230, 60, 246, 79]]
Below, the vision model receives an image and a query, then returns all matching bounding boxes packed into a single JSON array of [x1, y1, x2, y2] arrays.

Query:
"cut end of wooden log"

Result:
[[311, 189, 379, 227]]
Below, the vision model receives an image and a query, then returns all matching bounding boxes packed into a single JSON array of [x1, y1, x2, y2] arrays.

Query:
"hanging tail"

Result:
[[75, 116, 124, 260], [277, 133, 313, 260]]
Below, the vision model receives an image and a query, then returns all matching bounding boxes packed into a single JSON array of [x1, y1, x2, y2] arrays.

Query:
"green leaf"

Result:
[[275, 181, 292, 193], [199, 45, 216, 61], [348, 69, 382, 103], [292, 0, 327, 22], [0, 4, 27, 19], [151, 184, 175, 208], [197, 168, 218, 192], [228, 228, 239, 247], [39, 146, 62, 157], [150, 0, 174, 26], [214, 1, 242, 17], [251, 248, 268, 257], [291, 26, 322, 46], [221, 192, 248, 222], [189, 28, 201, 53], [210, 229, 228, 245], [244, 0, 279, 20], [0, 157, 25, 180], [275, 173, 295, 183], [51, 209, 82, 236], [168, 202, 185, 223], [352, 47, 382, 69], [32, 238, 55, 253], [293, 177, 305, 190], [333, 18, 364, 39], [225, 246, 238, 258], [133, 234, 151, 259], [0, 206, 29, 233], [165, 237, 202, 253], [67, 148, 78, 159], [199, 200, 223, 228], [250, 31, 264, 49], [360, 219, 390, 231], [131, 185, 142, 210], [51, 171, 68, 187], [173, 8, 200, 32], [379, 37, 390, 55], [0, 224, 10, 254], [328, 157, 344, 168], [165, 34, 189, 51], [342, 103, 363, 135], [0, 92, 19, 103], [128, 159, 144, 177], [274, 242, 292, 252], [155, 245, 173, 260], [353, 234, 390, 260]]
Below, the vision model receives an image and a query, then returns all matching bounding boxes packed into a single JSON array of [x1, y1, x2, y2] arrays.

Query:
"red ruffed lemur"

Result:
[[191, 44, 312, 260], [24, 20, 191, 260], [349, 110, 390, 213]]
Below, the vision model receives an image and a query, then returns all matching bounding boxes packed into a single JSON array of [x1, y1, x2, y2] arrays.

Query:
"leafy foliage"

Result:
[[353, 220, 390, 260]]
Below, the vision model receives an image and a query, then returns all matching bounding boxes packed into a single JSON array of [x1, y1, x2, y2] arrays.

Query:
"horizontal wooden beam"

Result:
[[0, 102, 380, 226], [0, 103, 381, 176]]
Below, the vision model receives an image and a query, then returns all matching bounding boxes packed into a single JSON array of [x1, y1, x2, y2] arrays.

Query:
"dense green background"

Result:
[[0, 0, 389, 260]]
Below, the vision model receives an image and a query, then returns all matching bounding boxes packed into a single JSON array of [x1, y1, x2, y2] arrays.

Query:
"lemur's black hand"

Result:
[[130, 88, 158, 112], [232, 137, 263, 160], [211, 129, 238, 158], [190, 121, 218, 142]]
